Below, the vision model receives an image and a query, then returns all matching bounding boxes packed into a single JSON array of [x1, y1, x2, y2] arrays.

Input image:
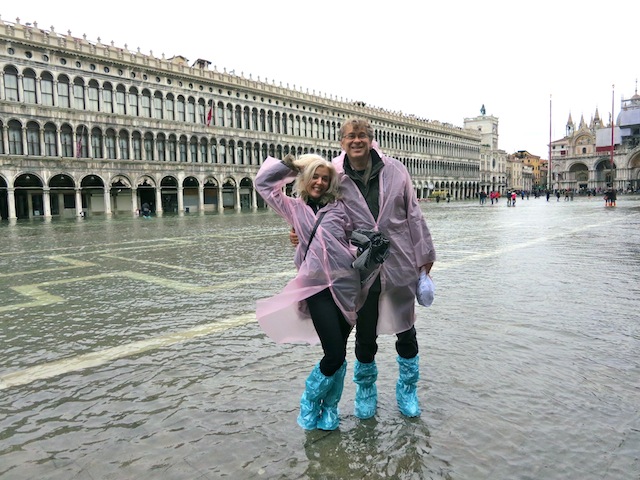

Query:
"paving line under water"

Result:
[[0, 314, 255, 390], [0, 215, 629, 391]]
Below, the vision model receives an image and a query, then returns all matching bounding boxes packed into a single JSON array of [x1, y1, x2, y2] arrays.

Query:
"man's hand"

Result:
[[289, 228, 299, 246]]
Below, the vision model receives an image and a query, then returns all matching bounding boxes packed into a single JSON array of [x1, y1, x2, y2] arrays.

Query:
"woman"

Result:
[[255, 154, 366, 431]]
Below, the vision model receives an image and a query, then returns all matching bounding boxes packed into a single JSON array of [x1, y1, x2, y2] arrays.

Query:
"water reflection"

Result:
[[1, 197, 639, 479]]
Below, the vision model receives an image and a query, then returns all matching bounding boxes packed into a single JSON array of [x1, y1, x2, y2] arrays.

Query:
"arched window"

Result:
[[4, 66, 19, 101], [219, 141, 226, 164], [132, 131, 142, 160], [157, 133, 166, 161], [235, 105, 242, 128], [102, 82, 114, 113], [198, 99, 206, 124], [229, 141, 235, 164], [26, 121, 40, 155], [73, 78, 85, 110], [141, 89, 152, 117], [168, 134, 177, 161], [144, 132, 154, 160], [57, 75, 70, 108], [190, 136, 198, 162], [115, 85, 126, 115], [76, 125, 88, 158], [88, 80, 99, 111], [244, 107, 250, 130], [105, 129, 117, 159], [119, 130, 130, 159], [41, 72, 54, 106], [128, 87, 138, 116], [91, 127, 103, 158], [210, 141, 217, 163], [60, 124, 74, 157], [251, 108, 258, 130], [187, 97, 196, 123], [199, 139, 208, 163], [226, 104, 233, 127], [166, 94, 175, 120], [260, 110, 266, 131], [23, 69, 37, 103], [179, 135, 188, 162], [44, 123, 57, 156], [154, 92, 163, 119], [177, 96, 186, 122], [217, 102, 224, 126]]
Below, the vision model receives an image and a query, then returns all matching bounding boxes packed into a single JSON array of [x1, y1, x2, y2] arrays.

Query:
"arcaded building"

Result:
[[0, 17, 482, 220]]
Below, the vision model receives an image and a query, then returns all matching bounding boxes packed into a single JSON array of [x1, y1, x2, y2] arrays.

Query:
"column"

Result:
[[198, 185, 204, 213], [7, 188, 17, 220], [251, 186, 257, 210], [235, 184, 241, 211], [131, 187, 138, 214], [103, 186, 112, 215], [217, 187, 223, 212], [155, 188, 163, 216], [177, 186, 184, 213], [75, 188, 83, 216], [43, 187, 52, 217]]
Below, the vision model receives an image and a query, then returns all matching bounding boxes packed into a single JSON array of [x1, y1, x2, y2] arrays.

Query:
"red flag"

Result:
[[206, 104, 213, 127]]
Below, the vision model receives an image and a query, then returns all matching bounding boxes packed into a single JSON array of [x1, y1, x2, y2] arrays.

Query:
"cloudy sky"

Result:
[[2, 0, 638, 158]]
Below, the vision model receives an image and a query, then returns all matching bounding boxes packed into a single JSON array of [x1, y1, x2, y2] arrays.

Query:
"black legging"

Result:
[[354, 280, 419, 363], [306, 288, 353, 376]]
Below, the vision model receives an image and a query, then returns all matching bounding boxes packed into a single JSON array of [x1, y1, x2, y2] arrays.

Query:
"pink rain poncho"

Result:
[[255, 157, 366, 345], [332, 144, 436, 335]]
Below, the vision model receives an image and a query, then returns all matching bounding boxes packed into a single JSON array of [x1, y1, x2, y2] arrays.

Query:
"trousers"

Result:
[[306, 288, 353, 376], [354, 283, 418, 363]]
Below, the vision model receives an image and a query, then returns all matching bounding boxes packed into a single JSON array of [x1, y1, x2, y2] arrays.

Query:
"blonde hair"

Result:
[[292, 154, 341, 205]]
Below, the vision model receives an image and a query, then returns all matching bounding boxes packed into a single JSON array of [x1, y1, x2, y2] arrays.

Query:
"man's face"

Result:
[[340, 125, 371, 163]]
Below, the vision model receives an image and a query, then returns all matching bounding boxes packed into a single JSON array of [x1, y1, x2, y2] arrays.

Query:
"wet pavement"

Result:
[[1, 195, 639, 479]]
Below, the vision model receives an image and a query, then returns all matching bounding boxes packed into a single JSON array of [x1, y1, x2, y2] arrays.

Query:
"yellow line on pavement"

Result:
[[0, 314, 256, 390]]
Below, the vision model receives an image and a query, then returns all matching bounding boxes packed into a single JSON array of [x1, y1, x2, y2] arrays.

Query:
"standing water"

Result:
[[1, 195, 639, 479]]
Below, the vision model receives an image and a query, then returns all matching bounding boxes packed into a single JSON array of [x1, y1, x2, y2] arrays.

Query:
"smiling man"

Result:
[[332, 118, 436, 419]]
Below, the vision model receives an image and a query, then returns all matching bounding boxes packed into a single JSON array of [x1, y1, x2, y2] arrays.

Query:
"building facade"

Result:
[[0, 17, 483, 220], [549, 92, 640, 193], [464, 109, 507, 195]]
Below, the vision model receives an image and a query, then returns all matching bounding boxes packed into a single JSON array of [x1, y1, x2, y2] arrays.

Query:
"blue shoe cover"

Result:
[[297, 363, 334, 430], [317, 361, 347, 430], [396, 355, 421, 417], [353, 360, 377, 419]]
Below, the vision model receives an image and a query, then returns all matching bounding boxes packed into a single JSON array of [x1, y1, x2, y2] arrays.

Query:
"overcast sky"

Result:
[[2, 1, 638, 158]]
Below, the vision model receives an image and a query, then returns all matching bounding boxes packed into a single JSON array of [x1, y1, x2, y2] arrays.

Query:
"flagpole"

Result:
[[548, 94, 552, 192], [610, 85, 615, 190]]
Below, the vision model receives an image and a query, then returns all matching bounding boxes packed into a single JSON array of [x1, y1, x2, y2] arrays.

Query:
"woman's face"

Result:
[[306, 166, 331, 200]]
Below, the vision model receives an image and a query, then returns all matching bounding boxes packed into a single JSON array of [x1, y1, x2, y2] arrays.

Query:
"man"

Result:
[[331, 118, 436, 418]]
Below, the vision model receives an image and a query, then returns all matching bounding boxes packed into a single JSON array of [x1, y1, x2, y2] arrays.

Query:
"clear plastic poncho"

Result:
[[255, 157, 367, 344], [332, 145, 436, 335]]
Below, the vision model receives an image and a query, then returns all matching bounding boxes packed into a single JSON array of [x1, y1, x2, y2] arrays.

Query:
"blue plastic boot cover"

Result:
[[317, 361, 347, 430], [297, 363, 335, 430], [396, 355, 421, 417], [353, 360, 378, 419]]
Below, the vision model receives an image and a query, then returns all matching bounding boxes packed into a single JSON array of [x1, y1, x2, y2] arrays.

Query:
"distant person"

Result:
[[141, 202, 151, 218]]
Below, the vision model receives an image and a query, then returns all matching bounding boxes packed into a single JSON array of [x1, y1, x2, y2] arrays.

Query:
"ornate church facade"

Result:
[[549, 91, 640, 193]]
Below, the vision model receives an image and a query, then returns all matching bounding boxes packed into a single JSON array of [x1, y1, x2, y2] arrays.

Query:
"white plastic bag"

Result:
[[416, 271, 435, 307]]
